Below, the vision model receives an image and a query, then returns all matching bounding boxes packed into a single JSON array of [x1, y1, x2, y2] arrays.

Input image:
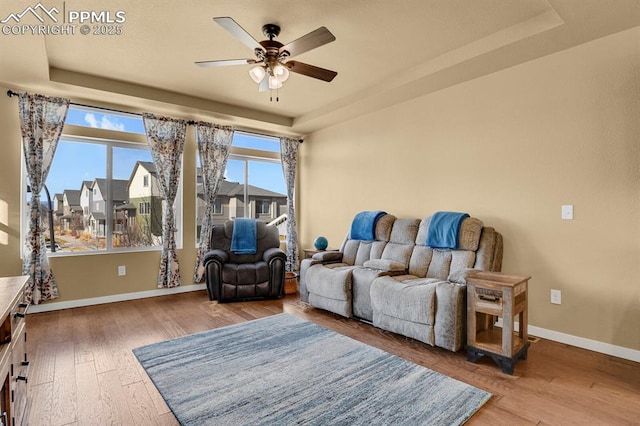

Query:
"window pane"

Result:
[[232, 132, 280, 152], [25, 104, 183, 256], [65, 107, 145, 134], [46, 140, 106, 252], [112, 147, 161, 248], [247, 161, 287, 237], [195, 134, 286, 243]]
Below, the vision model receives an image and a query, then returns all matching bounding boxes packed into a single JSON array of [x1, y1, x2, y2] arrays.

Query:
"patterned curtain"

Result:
[[19, 92, 70, 304], [280, 137, 300, 272], [193, 122, 234, 282], [142, 114, 187, 288]]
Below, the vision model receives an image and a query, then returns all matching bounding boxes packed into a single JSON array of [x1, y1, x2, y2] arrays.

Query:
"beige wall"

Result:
[[0, 93, 201, 300], [0, 26, 638, 352], [299, 27, 640, 351]]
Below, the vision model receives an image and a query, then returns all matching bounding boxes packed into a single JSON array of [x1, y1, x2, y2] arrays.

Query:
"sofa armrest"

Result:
[[434, 281, 467, 351], [263, 247, 286, 264], [203, 249, 229, 265], [363, 259, 406, 272], [447, 268, 481, 285], [312, 251, 343, 262]]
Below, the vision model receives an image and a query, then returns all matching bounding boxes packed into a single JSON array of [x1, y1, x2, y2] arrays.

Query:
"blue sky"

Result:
[[45, 109, 286, 197]]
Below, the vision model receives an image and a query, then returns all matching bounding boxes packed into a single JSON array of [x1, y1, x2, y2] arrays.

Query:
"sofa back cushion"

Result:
[[210, 220, 280, 263], [342, 214, 396, 266], [380, 218, 420, 266], [408, 216, 484, 279]]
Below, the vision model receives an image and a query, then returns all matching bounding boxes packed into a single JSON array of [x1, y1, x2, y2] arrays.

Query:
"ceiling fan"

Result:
[[196, 17, 337, 94]]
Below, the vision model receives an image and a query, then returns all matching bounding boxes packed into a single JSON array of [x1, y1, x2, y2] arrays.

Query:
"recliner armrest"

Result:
[[312, 251, 343, 262], [263, 247, 286, 263], [203, 249, 229, 265]]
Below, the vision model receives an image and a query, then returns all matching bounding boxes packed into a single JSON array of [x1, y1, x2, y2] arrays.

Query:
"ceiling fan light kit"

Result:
[[248, 66, 266, 83], [196, 17, 337, 101]]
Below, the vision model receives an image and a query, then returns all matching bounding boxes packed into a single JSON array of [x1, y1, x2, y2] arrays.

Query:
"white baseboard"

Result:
[[27, 283, 207, 314], [494, 318, 639, 363]]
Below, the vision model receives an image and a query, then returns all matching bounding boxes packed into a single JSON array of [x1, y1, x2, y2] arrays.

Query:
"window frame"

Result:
[[194, 131, 285, 244], [21, 125, 183, 257]]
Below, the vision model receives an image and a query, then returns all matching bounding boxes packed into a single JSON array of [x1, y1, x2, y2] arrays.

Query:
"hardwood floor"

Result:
[[26, 291, 640, 425]]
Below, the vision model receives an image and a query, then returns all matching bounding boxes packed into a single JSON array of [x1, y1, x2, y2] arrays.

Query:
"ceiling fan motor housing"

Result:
[[262, 24, 281, 39]]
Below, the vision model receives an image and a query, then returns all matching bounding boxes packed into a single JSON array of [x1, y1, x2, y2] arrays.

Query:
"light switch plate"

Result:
[[561, 205, 573, 220]]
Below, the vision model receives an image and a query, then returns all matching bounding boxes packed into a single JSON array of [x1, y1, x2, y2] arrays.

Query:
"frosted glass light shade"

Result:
[[268, 75, 283, 89], [273, 64, 290, 82], [249, 66, 266, 83]]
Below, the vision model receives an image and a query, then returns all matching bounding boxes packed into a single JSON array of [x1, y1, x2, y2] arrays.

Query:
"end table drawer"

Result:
[[475, 288, 503, 308]]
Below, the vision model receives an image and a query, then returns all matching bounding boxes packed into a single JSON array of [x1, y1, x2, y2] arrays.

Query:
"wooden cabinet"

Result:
[[0, 276, 29, 426], [466, 271, 530, 375]]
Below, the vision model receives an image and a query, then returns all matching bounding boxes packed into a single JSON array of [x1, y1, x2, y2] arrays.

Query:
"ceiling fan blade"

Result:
[[258, 76, 269, 92], [285, 61, 337, 82], [213, 17, 264, 52], [195, 59, 256, 67], [279, 27, 336, 58]]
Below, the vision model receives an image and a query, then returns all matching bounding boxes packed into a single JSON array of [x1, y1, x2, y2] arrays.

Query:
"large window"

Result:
[[195, 132, 287, 241], [23, 107, 182, 254]]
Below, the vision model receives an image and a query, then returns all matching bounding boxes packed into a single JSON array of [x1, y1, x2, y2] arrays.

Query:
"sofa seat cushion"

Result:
[[370, 276, 442, 326], [222, 262, 269, 285]]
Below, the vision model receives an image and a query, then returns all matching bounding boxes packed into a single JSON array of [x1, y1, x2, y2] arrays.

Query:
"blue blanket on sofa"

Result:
[[350, 211, 386, 241], [231, 218, 257, 254], [426, 212, 469, 249]]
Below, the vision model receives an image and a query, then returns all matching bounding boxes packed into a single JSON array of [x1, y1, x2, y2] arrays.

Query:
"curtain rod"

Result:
[[6, 89, 303, 143]]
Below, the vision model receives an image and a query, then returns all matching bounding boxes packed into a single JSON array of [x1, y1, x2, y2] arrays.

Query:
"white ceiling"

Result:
[[1, 0, 639, 135]]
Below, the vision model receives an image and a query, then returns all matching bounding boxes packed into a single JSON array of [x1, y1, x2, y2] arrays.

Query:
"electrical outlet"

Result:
[[550, 289, 561, 305], [118, 265, 126, 276], [561, 205, 573, 220]]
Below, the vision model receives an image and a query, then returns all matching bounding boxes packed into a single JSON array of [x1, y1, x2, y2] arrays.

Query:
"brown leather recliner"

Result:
[[203, 220, 286, 302]]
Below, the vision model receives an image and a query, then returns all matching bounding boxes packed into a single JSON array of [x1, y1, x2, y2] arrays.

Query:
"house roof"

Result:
[[196, 168, 286, 198], [127, 161, 158, 190], [115, 202, 136, 211], [196, 179, 286, 198], [93, 178, 129, 202], [63, 189, 81, 205]]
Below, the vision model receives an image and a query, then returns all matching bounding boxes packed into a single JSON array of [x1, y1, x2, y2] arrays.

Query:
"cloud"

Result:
[[84, 113, 126, 131]]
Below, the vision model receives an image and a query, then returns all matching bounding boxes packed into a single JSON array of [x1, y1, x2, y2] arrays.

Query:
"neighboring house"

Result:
[[60, 189, 83, 234], [196, 171, 287, 236], [81, 178, 129, 237], [52, 193, 64, 221], [113, 201, 137, 244], [128, 161, 163, 239]]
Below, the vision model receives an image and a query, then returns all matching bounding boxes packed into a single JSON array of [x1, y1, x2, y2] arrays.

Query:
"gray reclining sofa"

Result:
[[299, 213, 503, 352]]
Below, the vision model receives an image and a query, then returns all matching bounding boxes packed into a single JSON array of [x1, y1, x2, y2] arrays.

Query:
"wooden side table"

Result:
[[466, 271, 530, 374]]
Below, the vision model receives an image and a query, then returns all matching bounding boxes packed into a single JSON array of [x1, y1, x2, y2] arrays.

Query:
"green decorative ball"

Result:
[[314, 236, 328, 250]]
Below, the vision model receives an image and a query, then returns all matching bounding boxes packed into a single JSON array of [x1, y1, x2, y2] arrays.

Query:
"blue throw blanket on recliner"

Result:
[[231, 218, 257, 254], [350, 211, 386, 241], [426, 211, 470, 249]]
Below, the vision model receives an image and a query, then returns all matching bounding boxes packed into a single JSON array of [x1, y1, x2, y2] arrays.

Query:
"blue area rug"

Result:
[[133, 314, 491, 425]]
